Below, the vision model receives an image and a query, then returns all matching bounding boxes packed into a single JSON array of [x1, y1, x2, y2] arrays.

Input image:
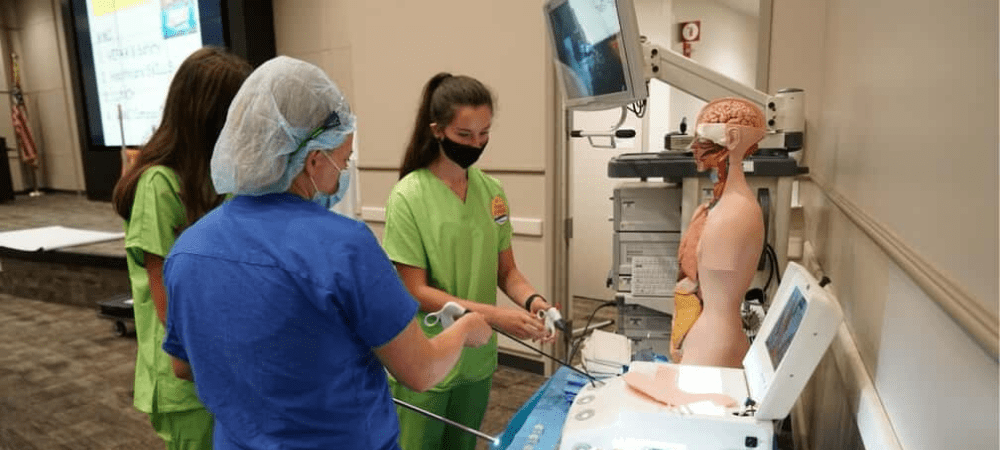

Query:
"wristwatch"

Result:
[[524, 294, 544, 312]]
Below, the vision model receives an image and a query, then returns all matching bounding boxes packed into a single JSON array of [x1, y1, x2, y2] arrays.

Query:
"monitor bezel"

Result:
[[742, 261, 843, 420], [543, 0, 649, 111]]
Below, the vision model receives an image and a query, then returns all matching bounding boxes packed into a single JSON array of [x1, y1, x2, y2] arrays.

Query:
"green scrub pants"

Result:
[[148, 407, 214, 450], [392, 376, 492, 450]]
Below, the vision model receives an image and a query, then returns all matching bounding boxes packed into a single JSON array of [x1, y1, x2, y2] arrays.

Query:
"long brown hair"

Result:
[[112, 47, 251, 227], [399, 73, 494, 179]]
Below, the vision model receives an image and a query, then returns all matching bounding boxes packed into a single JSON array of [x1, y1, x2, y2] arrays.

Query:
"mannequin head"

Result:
[[690, 98, 766, 200]]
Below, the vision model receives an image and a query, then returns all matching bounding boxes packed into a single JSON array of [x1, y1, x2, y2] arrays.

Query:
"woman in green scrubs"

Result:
[[111, 47, 251, 450], [382, 73, 558, 450]]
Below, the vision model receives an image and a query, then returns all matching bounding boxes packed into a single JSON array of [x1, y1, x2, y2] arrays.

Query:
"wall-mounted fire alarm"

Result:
[[680, 20, 701, 42]]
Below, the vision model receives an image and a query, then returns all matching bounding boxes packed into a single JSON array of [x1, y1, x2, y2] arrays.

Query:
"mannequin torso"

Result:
[[679, 166, 762, 367], [670, 97, 766, 368]]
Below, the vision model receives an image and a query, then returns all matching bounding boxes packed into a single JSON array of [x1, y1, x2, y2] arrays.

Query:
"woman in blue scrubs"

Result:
[[159, 56, 492, 450]]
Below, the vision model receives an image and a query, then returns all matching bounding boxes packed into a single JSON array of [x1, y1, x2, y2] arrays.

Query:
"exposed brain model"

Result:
[[691, 98, 766, 201], [698, 98, 765, 128]]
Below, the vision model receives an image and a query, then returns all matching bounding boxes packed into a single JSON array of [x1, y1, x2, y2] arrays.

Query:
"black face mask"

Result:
[[439, 136, 486, 169]]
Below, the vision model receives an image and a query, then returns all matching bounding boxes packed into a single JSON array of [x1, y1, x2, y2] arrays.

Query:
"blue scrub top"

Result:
[[163, 193, 418, 450]]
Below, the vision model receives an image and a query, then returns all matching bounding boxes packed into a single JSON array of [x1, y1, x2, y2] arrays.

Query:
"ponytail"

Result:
[[399, 73, 452, 179], [399, 73, 494, 179]]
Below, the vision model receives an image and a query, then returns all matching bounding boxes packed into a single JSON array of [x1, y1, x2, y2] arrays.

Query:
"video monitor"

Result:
[[543, 0, 648, 111], [67, 0, 226, 147], [742, 261, 843, 420]]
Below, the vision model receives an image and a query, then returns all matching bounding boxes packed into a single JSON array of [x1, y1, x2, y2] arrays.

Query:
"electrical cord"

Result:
[[767, 244, 781, 284], [762, 243, 777, 294], [491, 325, 602, 386], [567, 300, 619, 366], [627, 100, 647, 118], [445, 307, 602, 386], [745, 243, 780, 337], [757, 242, 782, 298]]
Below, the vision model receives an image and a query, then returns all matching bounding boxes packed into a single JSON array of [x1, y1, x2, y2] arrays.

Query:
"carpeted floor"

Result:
[[0, 293, 556, 450], [0, 193, 620, 449]]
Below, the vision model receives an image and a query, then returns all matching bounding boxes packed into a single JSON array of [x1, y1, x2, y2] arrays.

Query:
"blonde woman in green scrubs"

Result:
[[111, 47, 250, 450], [383, 73, 557, 450]]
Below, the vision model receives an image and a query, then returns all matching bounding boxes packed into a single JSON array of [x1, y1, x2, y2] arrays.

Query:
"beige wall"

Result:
[[771, 0, 998, 448], [0, 0, 85, 192], [272, 0, 557, 365], [0, 0, 17, 189], [668, 0, 759, 130], [7, 0, 994, 444]]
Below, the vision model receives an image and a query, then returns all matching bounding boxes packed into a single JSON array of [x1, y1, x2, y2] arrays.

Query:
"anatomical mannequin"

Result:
[[670, 97, 766, 368]]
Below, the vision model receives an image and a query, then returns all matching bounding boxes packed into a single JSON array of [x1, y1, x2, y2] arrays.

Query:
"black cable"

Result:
[[627, 100, 647, 118], [567, 300, 618, 366], [451, 309, 601, 385], [762, 243, 776, 293], [767, 244, 781, 284], [492, 326, 601, 386], [567, 301, 617, 364]]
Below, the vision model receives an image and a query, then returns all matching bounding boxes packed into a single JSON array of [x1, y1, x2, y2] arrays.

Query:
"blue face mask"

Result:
[[309, 152, 351, 210], [328, 161, 351, 209]]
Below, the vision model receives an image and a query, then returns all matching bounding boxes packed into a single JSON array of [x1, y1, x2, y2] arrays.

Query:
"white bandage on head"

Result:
[[692, 123, 728, 147], [211, 56, 356, 196]]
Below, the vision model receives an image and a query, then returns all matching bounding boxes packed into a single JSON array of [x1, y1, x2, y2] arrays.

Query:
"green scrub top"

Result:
[[124, 165, 203, 413], [382, 167, 513, 392]]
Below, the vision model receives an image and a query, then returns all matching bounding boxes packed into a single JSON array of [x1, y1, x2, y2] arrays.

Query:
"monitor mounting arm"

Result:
[[641, 39, 804, 152]]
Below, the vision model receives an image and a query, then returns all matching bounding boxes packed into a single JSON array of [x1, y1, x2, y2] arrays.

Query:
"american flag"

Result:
[[10, 52, 38, 168], [11, 101, 37, 168]]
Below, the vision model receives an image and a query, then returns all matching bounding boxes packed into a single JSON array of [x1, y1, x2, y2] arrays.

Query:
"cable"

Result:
[[767, 244, 781, 284], [627, 100, 647, 118], [760, 243, 782, 297], [567, 301, 617, 365], [492, 326, 602, 386], [567, 300, 619, 366], [442, 307, 603, 386], [762, 244, 776, 293]]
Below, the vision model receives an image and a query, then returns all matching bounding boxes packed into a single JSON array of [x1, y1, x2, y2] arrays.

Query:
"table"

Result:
[[492, 363, 792, 450], [492, 367, 592, 450]]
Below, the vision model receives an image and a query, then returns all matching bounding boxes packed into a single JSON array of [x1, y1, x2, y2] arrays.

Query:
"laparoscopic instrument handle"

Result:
[[422, 301, 467, 329], [536, 307, 568, 337]]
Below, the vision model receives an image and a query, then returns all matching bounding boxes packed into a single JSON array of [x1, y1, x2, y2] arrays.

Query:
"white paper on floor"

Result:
[[0, 226, 125, 252]]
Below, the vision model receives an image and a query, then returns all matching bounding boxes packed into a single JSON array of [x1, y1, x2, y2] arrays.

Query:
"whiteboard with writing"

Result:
[[85, 0, 204, 147]]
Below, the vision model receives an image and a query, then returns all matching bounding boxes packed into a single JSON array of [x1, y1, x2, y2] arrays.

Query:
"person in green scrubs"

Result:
[[382, 73, 559, 450], [111, 47, 251, 450]]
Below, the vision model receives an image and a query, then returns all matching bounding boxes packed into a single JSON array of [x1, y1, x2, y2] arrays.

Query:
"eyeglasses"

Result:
[[295, 111, 341, 153]]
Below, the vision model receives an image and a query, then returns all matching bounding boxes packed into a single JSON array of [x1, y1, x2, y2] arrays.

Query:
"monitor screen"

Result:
[[544, 0, 647, 110], [765, 286, 808, 368], [69, 0, 226, 147]]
